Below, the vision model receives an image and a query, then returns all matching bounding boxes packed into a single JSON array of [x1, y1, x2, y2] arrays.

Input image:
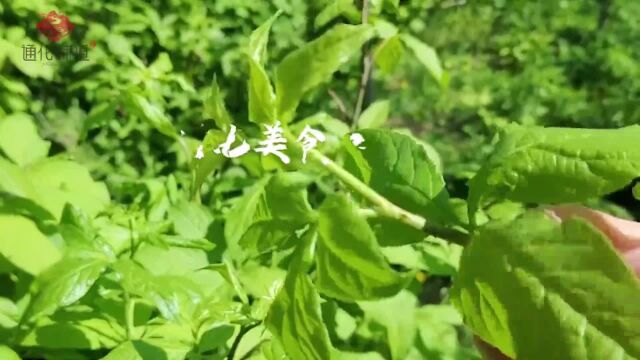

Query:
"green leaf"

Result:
[[357, 100, 390, 129], [28, 256, 110, 320], [415, 305, 480, 359], [451, 211, 640, 359], [203, 75, 232, 131], [468, 125, 640, 219], [225, 172, 314, 248], [148, 52, 173, 77], [124, 92, 177, 138], [239, 219, 297, 256], [0, 215, 61, 275], [419, 237, 462, 276], [26, 159, 110, 219], [102, 340, 188, 360], [400, 34, 446, 87], [113, 260, 202, 322], [358, 290, 417, 360], [248, 11, 281, 64], [192, 129, 227, 197], [633, 183, 639, 201], [247, 56, 277, 125], [316, 194, 409, 301], [0, 346, 20, 360], [0, 298, 18, 328], [374, 35, 403, 74], [0, 113, 50, 166], [314, 0, 360, 29], [205, 260, 249, 304], [0, 158, 38, 200], [369, 217, 425, 246], [276, 24, 374, 123], [169, 200, 213, 239], [265, 230, 332, 360], [332, 350, 385, 360], [0, 191, 55, 223], [343, 129, 453, 225], [20, 317, 123, 350]]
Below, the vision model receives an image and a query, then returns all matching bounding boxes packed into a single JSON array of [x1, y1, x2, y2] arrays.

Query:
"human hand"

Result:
[[476, 205, 640, 360]]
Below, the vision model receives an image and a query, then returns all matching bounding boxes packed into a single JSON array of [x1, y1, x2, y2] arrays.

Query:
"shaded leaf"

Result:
[[317, 194, 409, 301]]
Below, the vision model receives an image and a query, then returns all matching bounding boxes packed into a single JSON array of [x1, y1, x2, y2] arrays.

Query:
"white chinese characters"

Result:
[[214, 125, 251, 158], [254, 121, 290, 164], [297, 125, 326, 163], [194, 122, 365, 164]]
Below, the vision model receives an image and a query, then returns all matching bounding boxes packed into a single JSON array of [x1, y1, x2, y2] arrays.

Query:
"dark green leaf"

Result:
[[317, 194, 409, 301], [343, 129, 453, 225]]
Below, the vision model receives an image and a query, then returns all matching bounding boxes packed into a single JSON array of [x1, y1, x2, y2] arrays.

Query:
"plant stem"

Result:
[[227, 322, 261, 360], [124, 292, 136, 340], [307, 149, 469, 246], [352, 0, 373, 129]]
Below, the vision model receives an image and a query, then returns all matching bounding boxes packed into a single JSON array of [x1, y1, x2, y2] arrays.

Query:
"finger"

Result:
[[546, 205, 640, 252]]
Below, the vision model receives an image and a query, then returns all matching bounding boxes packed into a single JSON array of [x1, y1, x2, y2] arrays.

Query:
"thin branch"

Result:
[[352, 0, 373, 129], [306, 148, 470, 246], [328, 89, 351, 122]]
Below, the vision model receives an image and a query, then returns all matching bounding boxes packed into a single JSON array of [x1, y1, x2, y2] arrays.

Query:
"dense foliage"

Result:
[[1, 0, 639, 359]]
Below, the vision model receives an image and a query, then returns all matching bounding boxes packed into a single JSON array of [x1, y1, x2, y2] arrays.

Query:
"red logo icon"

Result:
[[36, 11, 74, 42]]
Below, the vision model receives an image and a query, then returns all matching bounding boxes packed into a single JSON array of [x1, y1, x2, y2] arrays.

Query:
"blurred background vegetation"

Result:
[[1, 0, 638, 209]]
